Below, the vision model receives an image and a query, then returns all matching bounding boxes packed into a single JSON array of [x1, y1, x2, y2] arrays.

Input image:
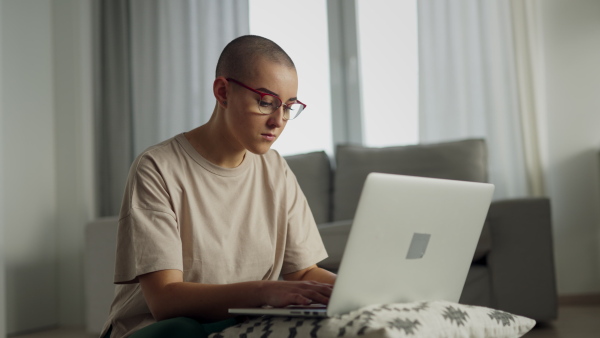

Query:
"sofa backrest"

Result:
[[284, 150, 332, 224], [333, 139, 488, 221]]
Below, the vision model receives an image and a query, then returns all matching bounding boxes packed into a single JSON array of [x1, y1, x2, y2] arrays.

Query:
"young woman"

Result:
[[101, 35, 336, 338]]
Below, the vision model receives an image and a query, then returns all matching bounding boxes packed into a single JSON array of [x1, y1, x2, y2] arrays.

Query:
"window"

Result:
[[249, 0, 334, 156], [356, 0, 419, 147], [250, 0, 420, 154]]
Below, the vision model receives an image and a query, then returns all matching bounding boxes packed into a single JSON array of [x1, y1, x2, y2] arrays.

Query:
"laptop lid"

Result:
[[229, 173, 494, 318], [326, 173, 494, 316]]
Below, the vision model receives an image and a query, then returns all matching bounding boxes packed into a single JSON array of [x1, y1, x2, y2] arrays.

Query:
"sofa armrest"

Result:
[[85, 216, 119, 334], [487, 197, 558, 321], [317, 220, 353, 272]]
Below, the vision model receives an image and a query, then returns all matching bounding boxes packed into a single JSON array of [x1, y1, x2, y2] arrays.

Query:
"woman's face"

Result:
[[223, 58, 299, 155]]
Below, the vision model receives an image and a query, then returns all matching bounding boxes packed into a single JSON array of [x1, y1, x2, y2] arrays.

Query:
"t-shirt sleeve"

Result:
[[114, 154, 183, 284], [280, 160, 329, 275]]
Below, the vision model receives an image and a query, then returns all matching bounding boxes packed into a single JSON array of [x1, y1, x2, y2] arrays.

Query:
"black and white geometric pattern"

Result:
[[210, 300, 535, 338], [442, 305, 470, 326], [488, 310, 517, 326]]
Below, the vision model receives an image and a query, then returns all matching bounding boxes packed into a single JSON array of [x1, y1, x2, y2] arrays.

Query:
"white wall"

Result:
[[539, 0, 600, 295], [0, 0, 95, 334], [0, 1, 6, 335], [1, 0, 59, 333]]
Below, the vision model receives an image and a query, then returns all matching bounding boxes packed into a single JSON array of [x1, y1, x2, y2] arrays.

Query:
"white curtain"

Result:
[[418, 0, 546, 199], [130, 0, 249, 156], [98, 0, 249, 216]]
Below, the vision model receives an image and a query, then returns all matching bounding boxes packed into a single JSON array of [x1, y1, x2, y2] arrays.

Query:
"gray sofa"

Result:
[[284, 138, 558, 322]]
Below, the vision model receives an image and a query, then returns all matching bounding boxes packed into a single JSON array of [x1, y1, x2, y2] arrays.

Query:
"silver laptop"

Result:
[[229, 173, 494, 317]]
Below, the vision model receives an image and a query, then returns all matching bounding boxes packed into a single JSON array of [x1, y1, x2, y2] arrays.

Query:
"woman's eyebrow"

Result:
[[258, 87, 297, 102], [257, 87, 279, 96]]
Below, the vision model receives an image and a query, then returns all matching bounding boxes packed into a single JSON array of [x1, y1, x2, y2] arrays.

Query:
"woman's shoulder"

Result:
[[136, 136, 181, 162], [125, 136, 188, 183]]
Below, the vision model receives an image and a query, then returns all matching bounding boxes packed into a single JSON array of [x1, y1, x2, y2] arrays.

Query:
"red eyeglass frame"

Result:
[[226, 78, 307, 118]]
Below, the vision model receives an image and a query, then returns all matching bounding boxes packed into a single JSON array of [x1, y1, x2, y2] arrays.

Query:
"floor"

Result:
[[9, 304, 600, 338], [524, 304, 600, 338]]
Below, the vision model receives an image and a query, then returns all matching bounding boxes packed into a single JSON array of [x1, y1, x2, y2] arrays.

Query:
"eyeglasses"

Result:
[[226, 78, 306, 121]]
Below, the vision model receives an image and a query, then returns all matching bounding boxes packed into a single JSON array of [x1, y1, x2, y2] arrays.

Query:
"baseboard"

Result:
[[559, 293, 600, 306]]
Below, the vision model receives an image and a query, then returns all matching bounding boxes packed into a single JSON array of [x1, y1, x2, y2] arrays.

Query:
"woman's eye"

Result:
[[259, 100, 273, 107]]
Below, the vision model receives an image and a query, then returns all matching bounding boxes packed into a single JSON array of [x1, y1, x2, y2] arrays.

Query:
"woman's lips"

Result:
[[261, 133, 276, 141]]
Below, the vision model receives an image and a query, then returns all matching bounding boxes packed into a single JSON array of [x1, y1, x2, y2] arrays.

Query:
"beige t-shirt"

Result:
[[101, 134, 328, 338]]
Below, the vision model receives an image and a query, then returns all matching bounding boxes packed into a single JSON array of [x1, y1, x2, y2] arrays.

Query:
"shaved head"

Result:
[[215, 35, 295, 81]]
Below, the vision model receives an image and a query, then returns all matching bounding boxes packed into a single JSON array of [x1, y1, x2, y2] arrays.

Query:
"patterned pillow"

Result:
[[211, 301, 535, 338]]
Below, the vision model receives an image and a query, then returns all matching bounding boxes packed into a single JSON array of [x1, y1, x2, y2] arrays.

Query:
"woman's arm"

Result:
[[139, 269, 333, 322], [283, 264, 337, 285]]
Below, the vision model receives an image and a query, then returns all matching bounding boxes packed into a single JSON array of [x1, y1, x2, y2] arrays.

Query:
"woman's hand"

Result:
[[258, 280, 333, 308]]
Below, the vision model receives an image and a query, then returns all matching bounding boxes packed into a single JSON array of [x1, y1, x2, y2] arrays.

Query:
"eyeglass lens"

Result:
[[258, 96, 304, 120]]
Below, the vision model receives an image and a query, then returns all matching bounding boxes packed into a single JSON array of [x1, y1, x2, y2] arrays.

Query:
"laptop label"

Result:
[[406, 233, 431, 259]]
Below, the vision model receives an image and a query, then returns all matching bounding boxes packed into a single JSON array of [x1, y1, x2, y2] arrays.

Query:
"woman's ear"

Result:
[[213, 77, 229, 108]]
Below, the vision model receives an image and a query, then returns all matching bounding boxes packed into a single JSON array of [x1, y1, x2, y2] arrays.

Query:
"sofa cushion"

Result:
[[460, 265, 493, 307], [333, 139, 488, 221], [474, 220, 492, 262], [284, 151, 332, 224], [316, 220, 353, 271]]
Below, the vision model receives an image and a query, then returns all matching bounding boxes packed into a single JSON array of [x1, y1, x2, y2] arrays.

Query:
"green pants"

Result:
[[104, 317, 238, 338]]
